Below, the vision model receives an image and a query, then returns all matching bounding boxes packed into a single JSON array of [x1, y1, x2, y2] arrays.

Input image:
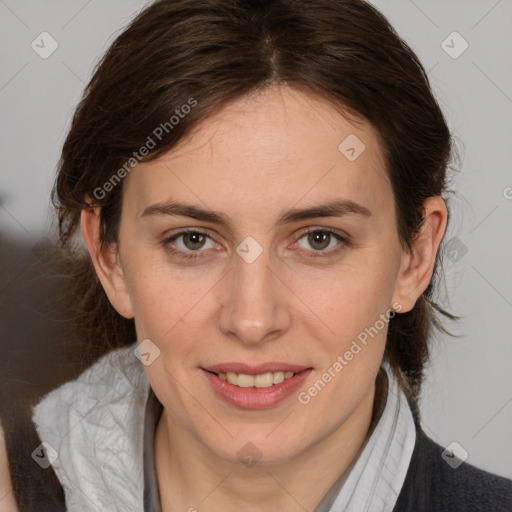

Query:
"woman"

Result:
[[1, 0, 511, 510]]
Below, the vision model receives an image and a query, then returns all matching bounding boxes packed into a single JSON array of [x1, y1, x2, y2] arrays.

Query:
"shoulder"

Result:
[[394, 426, 512, 512], [32, 342, 149, 451], [1, 411, 66, 512], [29, 343, 150, 510], [0, 422, 19, 512], [32, 342, 146, 431]]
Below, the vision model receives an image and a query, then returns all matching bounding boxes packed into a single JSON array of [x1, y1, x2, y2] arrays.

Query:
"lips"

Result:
[[201, 363, 313, 409]]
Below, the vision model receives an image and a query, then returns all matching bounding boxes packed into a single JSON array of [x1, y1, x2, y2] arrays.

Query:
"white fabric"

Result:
[[32, 344, 150, 512], [32, 343, 416, 512], [327, 364, 416, 512]]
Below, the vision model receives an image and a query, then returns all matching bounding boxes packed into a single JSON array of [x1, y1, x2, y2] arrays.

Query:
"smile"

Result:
[[201, 366, 313, 409]]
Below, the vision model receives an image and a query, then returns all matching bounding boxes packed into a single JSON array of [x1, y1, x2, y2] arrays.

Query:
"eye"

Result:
[[162, 230, 219, 260], [295, 228, 347, 257]]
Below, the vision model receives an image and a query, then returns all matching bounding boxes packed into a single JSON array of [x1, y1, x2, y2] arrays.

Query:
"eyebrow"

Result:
[[140, 198, 372, 228]]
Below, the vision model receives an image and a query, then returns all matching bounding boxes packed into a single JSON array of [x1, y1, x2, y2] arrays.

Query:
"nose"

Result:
[[217, 247, 292, 345]]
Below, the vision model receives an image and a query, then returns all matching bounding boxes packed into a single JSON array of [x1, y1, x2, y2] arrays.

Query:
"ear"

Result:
[[392, 196, 448, 313], [80, 204, 134, 319]]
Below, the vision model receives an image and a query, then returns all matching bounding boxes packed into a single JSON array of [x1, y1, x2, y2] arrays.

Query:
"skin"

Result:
[[81, 85, 447, 511], [0, 424, 18, 511]]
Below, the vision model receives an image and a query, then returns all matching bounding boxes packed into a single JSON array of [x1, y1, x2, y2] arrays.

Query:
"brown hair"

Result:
[[53, 0, 456, 419]]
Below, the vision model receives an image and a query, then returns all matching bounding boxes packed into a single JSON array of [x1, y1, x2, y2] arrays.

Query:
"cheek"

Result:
[[296, 256, 398, 336], [122, 250, 219, 352], [128, 277, 205, 341], [291, 250, 399, 397], [297, 267, 394, 410], [316, 283, 389, 376], [119, 249, 169, 330]]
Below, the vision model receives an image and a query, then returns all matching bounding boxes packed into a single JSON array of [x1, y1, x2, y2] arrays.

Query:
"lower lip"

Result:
[[202, 368, 313, 409]]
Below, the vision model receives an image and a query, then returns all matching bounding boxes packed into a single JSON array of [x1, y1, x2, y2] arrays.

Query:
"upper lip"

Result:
[[203, 362, 312, 375]]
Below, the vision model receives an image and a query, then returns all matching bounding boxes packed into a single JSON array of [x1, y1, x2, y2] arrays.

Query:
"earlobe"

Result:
[[80, 205, 134, 319], [392, 196, 448, 313]]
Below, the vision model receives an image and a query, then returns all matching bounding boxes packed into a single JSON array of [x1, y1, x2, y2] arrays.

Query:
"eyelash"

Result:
[[161, 228, 349, 261]]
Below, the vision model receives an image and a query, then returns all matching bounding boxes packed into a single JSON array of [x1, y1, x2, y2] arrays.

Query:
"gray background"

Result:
[[1, 0, 511, 479]]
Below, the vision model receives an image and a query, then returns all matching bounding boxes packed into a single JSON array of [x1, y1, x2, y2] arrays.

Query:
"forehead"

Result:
[[123, 86, 392, 222]]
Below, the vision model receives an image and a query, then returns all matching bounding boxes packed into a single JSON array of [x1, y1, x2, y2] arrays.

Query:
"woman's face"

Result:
[[111, 86, 410, 464]]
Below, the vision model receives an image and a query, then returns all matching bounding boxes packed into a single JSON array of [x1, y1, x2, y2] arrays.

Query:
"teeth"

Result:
[[238, 373, 256, 388], [254, 372, 274, 388], [225, 372, 237, 385], [273, 371, 284, 384], [217, 371, 297, 388]]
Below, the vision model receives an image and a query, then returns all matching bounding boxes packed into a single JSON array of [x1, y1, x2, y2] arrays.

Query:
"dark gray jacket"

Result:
[[393, 427, 512, 511]]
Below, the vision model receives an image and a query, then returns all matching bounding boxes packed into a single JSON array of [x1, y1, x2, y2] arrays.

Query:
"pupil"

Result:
[[185, 233, 205, 250], [309, 232, 330, 250]]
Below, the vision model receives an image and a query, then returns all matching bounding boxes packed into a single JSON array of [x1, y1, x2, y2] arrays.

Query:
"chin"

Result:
[[203, 429, 308, 468]]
